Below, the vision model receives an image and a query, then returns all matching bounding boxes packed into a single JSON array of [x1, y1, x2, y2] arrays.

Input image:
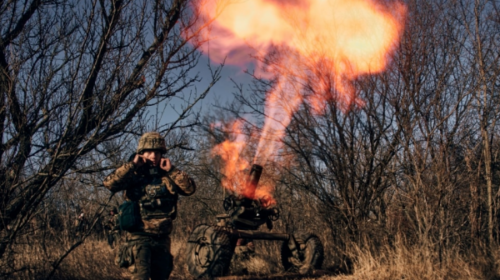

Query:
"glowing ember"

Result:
[[200, 0, 406, 200]]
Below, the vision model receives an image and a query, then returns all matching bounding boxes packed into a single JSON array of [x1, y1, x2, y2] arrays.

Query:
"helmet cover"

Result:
[[136, 132, 167, 154]]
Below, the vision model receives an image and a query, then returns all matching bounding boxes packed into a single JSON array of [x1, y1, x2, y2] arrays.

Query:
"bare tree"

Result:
[[458, 0, 500, 251], [198, 0, 500, 266], [0, 0, 222, 262]]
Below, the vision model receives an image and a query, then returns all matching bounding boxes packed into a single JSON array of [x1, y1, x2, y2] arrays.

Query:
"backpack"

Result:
[[118, 201, 141, 232]]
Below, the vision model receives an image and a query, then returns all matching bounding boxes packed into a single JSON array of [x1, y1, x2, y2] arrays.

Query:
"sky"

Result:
[[158, 55, 255, 124], [156, 0, 407, 134]]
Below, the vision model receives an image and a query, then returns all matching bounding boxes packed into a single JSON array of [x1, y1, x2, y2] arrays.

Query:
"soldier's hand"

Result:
[[133, 154, 147, 167], [160, 158, 171, 172]]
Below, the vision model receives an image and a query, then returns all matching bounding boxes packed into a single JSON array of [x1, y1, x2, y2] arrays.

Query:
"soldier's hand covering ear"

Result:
[[160, 158, 171, 172], [133, 154, 148, 167]]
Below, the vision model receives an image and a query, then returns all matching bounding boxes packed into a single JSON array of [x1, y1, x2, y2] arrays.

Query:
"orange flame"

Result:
[[202, 0, 405, 197], [211, 121, 276, 203], [211, 121, 250, 194]]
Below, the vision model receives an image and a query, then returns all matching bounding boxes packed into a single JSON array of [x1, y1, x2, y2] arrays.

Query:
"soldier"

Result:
[[103, 132, 196, 280], [105, 208, 120, 248], [74, 212, 87, 237]]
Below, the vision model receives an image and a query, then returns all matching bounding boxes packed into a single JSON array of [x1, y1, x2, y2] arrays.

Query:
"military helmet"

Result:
[[136, 132, 167, 154]]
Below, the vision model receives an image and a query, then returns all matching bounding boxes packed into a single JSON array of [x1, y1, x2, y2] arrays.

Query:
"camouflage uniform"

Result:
[[105, 211, 120, 248], [103, 132, 196, 280]]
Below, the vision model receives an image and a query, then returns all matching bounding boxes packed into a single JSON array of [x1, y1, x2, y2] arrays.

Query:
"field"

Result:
[[1, 0, 500, 279], [2, 232, 494, 280]]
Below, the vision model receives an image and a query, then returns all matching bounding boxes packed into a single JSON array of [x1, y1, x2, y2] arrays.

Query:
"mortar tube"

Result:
[[246, 164, 263, 199]]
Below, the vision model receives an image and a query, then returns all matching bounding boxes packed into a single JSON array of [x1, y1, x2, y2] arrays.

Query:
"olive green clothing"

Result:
[[108, 230, 120, 248], [103, 162, 195, 236], [103, 162, 195, 195], [127, 234, 173, 280], [103, 161, 195, 279]]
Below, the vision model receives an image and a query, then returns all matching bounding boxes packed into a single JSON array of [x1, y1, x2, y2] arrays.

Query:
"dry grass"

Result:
[[2, 234, 497, 280], [228, 241, 281, 276], [323, 240, 491, 280], [1, 237, 124, 280]]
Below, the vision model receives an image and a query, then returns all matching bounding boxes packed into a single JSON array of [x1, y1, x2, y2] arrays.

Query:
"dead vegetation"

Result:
[[2, 234, 494, 280], [2, 0, 500, 279]]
